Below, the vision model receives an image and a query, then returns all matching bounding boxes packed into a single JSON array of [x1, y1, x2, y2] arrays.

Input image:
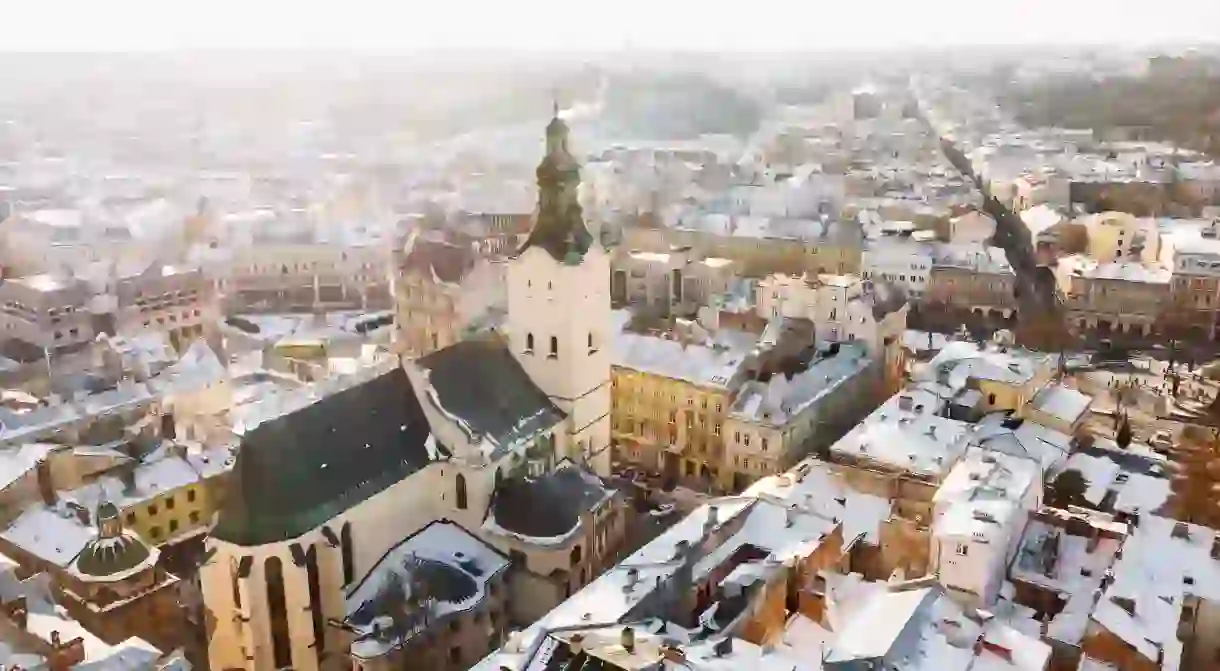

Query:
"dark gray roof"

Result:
[[76, 534, 151, 578], [863, 280, 909, 320], [213, 367, 441, 546], [416, 336, 564, 458], [491, 464, 610, 538]]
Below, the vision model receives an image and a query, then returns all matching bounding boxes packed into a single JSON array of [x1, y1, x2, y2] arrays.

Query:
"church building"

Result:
[[199, 111, 628, 671]]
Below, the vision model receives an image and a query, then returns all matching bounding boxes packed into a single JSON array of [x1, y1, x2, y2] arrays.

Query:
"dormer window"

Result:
[[549, 336, 558, 359]]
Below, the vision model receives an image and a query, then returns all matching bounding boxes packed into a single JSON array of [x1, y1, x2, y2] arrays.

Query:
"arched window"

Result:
[[526, 333, 535, 353], [549, 336, 558, 358], [340, 522, 354, 586], [456, 474, 468, 510], [570, 544, 582, 567], [265, 557, 292, 670], [304, 547, 325, 658]]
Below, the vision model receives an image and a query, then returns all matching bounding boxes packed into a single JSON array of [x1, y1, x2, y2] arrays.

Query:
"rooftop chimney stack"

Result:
[[621, 626, 635, 653]]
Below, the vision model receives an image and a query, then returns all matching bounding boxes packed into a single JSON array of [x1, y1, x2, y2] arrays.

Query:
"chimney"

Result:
[[569, 633, 584, 654], [673, 540, 691, 561], [662, 645, 687, 664], [620, 626, 635, 653], [785, 503, 799, 528], [119, 467, 137, 495], [704, 505, 719, 535], [70, 503, 90, 527], [624, 567, 639, 592], [35, 459, 55, 507]]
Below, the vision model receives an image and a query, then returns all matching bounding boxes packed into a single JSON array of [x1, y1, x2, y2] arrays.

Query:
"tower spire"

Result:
[[553, 97, 560, 119]]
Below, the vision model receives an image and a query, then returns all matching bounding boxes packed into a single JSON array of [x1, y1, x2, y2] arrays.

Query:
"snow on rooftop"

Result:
[[831, 388, 970, 478], [691, 498, 838, 582], [0, 442, 58, 491], [972, 413, 1074, 475], [744, 460, 892, 545], [481, 497, 756, 665], [612, 328, 754, 389], [1, 505, 95, 567], [923, 340, 1051, 389], [824, 587, 932, 663], [1010, 513, 1124, 645], [1030, 384, 1093, 425], [903, 329, 953, 355], [1093, 515, 1220, 670], [729, 341, 872, 426], [346, 521, 509, 659], [1059, 254, 1172, 284], [64, 452, 202, 512], [1055, 448, 1172, 515], [934, 448, 1040, 543]]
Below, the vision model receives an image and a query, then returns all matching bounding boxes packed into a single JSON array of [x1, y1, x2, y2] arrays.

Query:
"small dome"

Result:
[[75, 532, 154, 580]]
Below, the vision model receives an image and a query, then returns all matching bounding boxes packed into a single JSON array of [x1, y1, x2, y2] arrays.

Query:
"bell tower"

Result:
[[505, 105, 612, 476]]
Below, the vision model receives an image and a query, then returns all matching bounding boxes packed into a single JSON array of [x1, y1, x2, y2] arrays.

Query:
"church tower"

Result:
[[506, 105, 612, 476]]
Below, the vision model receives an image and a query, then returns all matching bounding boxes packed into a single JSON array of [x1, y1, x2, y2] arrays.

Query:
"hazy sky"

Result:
[[7, 0, 1220, 51]]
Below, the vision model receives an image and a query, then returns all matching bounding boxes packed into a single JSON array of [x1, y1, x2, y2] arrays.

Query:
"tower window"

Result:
[[526, 333, 534, 353], [340, 522, 354, 586], [265, 556, 292, 670], [456, 474, 468, 510], [549, 336, 558, 359]]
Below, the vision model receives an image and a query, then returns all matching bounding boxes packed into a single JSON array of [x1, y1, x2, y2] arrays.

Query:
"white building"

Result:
[[861, 236, 933, 300], [931, 447, 1042, 606]]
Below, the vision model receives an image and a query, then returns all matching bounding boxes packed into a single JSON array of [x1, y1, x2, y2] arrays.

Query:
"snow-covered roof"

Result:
[[1054, 445, 1172, 516], [0, 442, 59, 492], [823, 581, 1051, 670], [612, 328, 755, 390], [903, 329, 954, 356], [933, 448, 1039, 543], [1009, 509, 1126, 645], [922, 341, 1052, 390], [729, 341, 872, 427], [345, 520, 509, 660], [930, 243, 1013, 275], [1093, 515, 1220, 670], [1, 505, 95, 567], [831, 387, 971, 479], [1029, 384, 1093, 426], [744, 460, 892, 545], [1058, 254, 1172, 284], [972, 413, 1074, 474]]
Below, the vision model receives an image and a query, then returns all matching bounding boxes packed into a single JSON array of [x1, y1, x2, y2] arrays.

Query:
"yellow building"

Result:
[[65, 441, 236, 546], [610, 327, 755, 487], [722, 341, 881, 491], [921, 341, 1057, 414]]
